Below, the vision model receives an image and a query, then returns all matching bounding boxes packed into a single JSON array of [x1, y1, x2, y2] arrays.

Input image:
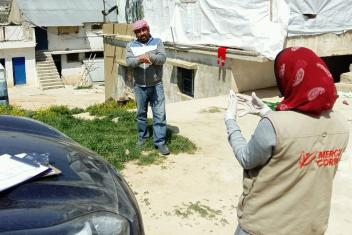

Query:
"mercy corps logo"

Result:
[[299, 148, 343, 168]]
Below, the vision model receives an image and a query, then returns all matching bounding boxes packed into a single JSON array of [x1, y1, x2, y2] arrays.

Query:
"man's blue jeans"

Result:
[[134, 83, 167, 146]]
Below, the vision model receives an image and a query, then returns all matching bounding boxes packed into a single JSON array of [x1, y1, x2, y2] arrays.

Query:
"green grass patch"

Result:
[[86, 98, 136, 117], [201, 106, 223, 113], [174, 201, 222, 219], [0, 100, 196, 170], [75, 85, 93, 90]]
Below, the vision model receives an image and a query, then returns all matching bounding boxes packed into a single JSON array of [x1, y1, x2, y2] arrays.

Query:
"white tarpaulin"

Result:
[[145, 0, 290, 59], [118, 0, 352, 59], [118, 0, 290, 59], [287, 0, 352, 36]]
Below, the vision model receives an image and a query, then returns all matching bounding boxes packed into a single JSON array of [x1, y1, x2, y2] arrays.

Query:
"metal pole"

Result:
[[269, 0, 273, 21], [103, 0, 106, 23]]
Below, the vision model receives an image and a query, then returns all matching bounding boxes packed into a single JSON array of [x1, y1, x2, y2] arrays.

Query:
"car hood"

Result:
[[0, 129, 119, 231]]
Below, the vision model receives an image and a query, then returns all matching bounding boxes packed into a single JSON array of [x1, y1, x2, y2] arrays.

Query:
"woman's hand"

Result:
[[224, 90, 237, 121], [237, 92, 271, 117]]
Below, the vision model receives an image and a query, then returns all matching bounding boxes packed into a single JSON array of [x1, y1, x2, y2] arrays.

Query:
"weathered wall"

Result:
[[48, 24, 103, 52], [231, 59, 276, 92], [162, 63, 235, 103], [104, 24, 352, 103], [83, 59, 104, 82], [286, 31, 352, 57], [0, 47, 37, 87], [103, 23, 134, 101], [103, 26, 275, 102], [60, 53, 84, 85]]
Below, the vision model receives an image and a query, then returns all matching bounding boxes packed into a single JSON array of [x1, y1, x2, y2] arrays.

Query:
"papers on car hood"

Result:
[[0, 153, 49, 192]]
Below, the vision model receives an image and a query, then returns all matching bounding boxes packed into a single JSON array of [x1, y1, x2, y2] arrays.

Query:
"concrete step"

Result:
[[40, 77, 61, 82], [35, 52, 65, 90], [35, 55, 53, 60], [37, 68, 58, 73], [36, 52, 52, 56], [39, 78, 61, 83], [37, 67, 57, 72], [40, 80, 64, 86], [38, 73, 60, 79], [36, 54, 53, 57], [37, 61, 55, 67], [41, 84, 65, 90], [37, 61, 54, 65], [37, 63, 56, 67], [37, 64, 56, 68], [336, 82, 352, 93], [340, 72, 352, 84], [37, 70, 59, 75], [38, 74, 61, 81], [37, 59, 54, 63], [37, 66, 57, 70]]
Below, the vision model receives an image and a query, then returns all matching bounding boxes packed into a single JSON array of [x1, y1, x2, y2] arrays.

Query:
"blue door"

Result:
[[12, 57, 26, 85]]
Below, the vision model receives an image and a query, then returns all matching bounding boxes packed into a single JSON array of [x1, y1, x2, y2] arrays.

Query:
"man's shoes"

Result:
[[157, 144, 170, 155], [136, 139, 146, 147]]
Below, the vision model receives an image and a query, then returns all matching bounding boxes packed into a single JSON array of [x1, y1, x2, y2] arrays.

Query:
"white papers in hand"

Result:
[[130, 45, 157, 56], [0, 154, 49, 192]]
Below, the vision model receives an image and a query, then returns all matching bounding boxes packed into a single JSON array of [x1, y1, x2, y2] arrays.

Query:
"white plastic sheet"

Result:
[[287, 0, 352, 36], [143, 0, 290, 59], [117, 0, 352, 59]]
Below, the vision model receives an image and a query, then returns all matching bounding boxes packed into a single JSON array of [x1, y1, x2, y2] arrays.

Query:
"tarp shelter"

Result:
[[9, 0, 119, 27], [117, 0, 352, 59]]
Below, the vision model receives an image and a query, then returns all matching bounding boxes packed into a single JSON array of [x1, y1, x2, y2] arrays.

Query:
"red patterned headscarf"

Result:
[[274, 47, 337, 116], [132, 20, 149, 32]]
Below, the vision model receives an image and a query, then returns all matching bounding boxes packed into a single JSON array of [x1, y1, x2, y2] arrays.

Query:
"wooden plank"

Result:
[[102, 23, 113, 34], [112, 35, 134, 42], [126, 24, 134, 36], [167, 58, 198, 70], [113, 23, 128, 35]]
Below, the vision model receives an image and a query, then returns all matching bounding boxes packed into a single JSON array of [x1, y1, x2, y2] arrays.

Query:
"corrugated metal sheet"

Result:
[[16, 0, 118, 26]]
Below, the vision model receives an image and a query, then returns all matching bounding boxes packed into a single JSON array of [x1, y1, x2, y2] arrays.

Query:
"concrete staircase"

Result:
[[36, 51, 65, 90]]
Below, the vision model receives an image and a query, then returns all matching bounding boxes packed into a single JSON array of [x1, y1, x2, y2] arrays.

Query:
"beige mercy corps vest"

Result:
[[238, 110, 349, 235]]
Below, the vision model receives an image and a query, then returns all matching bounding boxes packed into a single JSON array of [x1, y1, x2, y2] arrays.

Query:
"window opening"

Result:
[[91, 24, 103, 30], [58, 26, 79, 35], [85, 52, 104, 59], [66, 53, 80, 63], [177, 67, 194, 97]]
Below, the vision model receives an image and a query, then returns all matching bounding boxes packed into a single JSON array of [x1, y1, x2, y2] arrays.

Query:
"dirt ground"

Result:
[[8, 85, 352, 235], [8, 84, 106, 110]]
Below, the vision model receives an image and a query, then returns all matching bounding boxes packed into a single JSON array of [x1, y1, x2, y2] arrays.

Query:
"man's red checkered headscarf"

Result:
[[274, 47, 337, 116], [132, 20, 149, 32]]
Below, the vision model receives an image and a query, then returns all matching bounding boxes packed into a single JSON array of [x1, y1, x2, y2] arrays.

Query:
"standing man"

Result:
[[125, 19, 170, 155]]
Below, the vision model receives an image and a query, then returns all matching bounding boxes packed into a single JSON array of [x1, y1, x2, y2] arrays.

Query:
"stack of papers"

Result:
[[130, 45, 157, 70], [0, 153, 61, 192]]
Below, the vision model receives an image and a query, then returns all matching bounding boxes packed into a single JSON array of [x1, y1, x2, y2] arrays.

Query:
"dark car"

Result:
[[0, 115, 144, 235]]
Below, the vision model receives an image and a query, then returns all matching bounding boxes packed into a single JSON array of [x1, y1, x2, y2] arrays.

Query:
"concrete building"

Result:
[[104, 1, 352, 103], [0, 0, 37, 88], [8, 0, 118, 89]]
